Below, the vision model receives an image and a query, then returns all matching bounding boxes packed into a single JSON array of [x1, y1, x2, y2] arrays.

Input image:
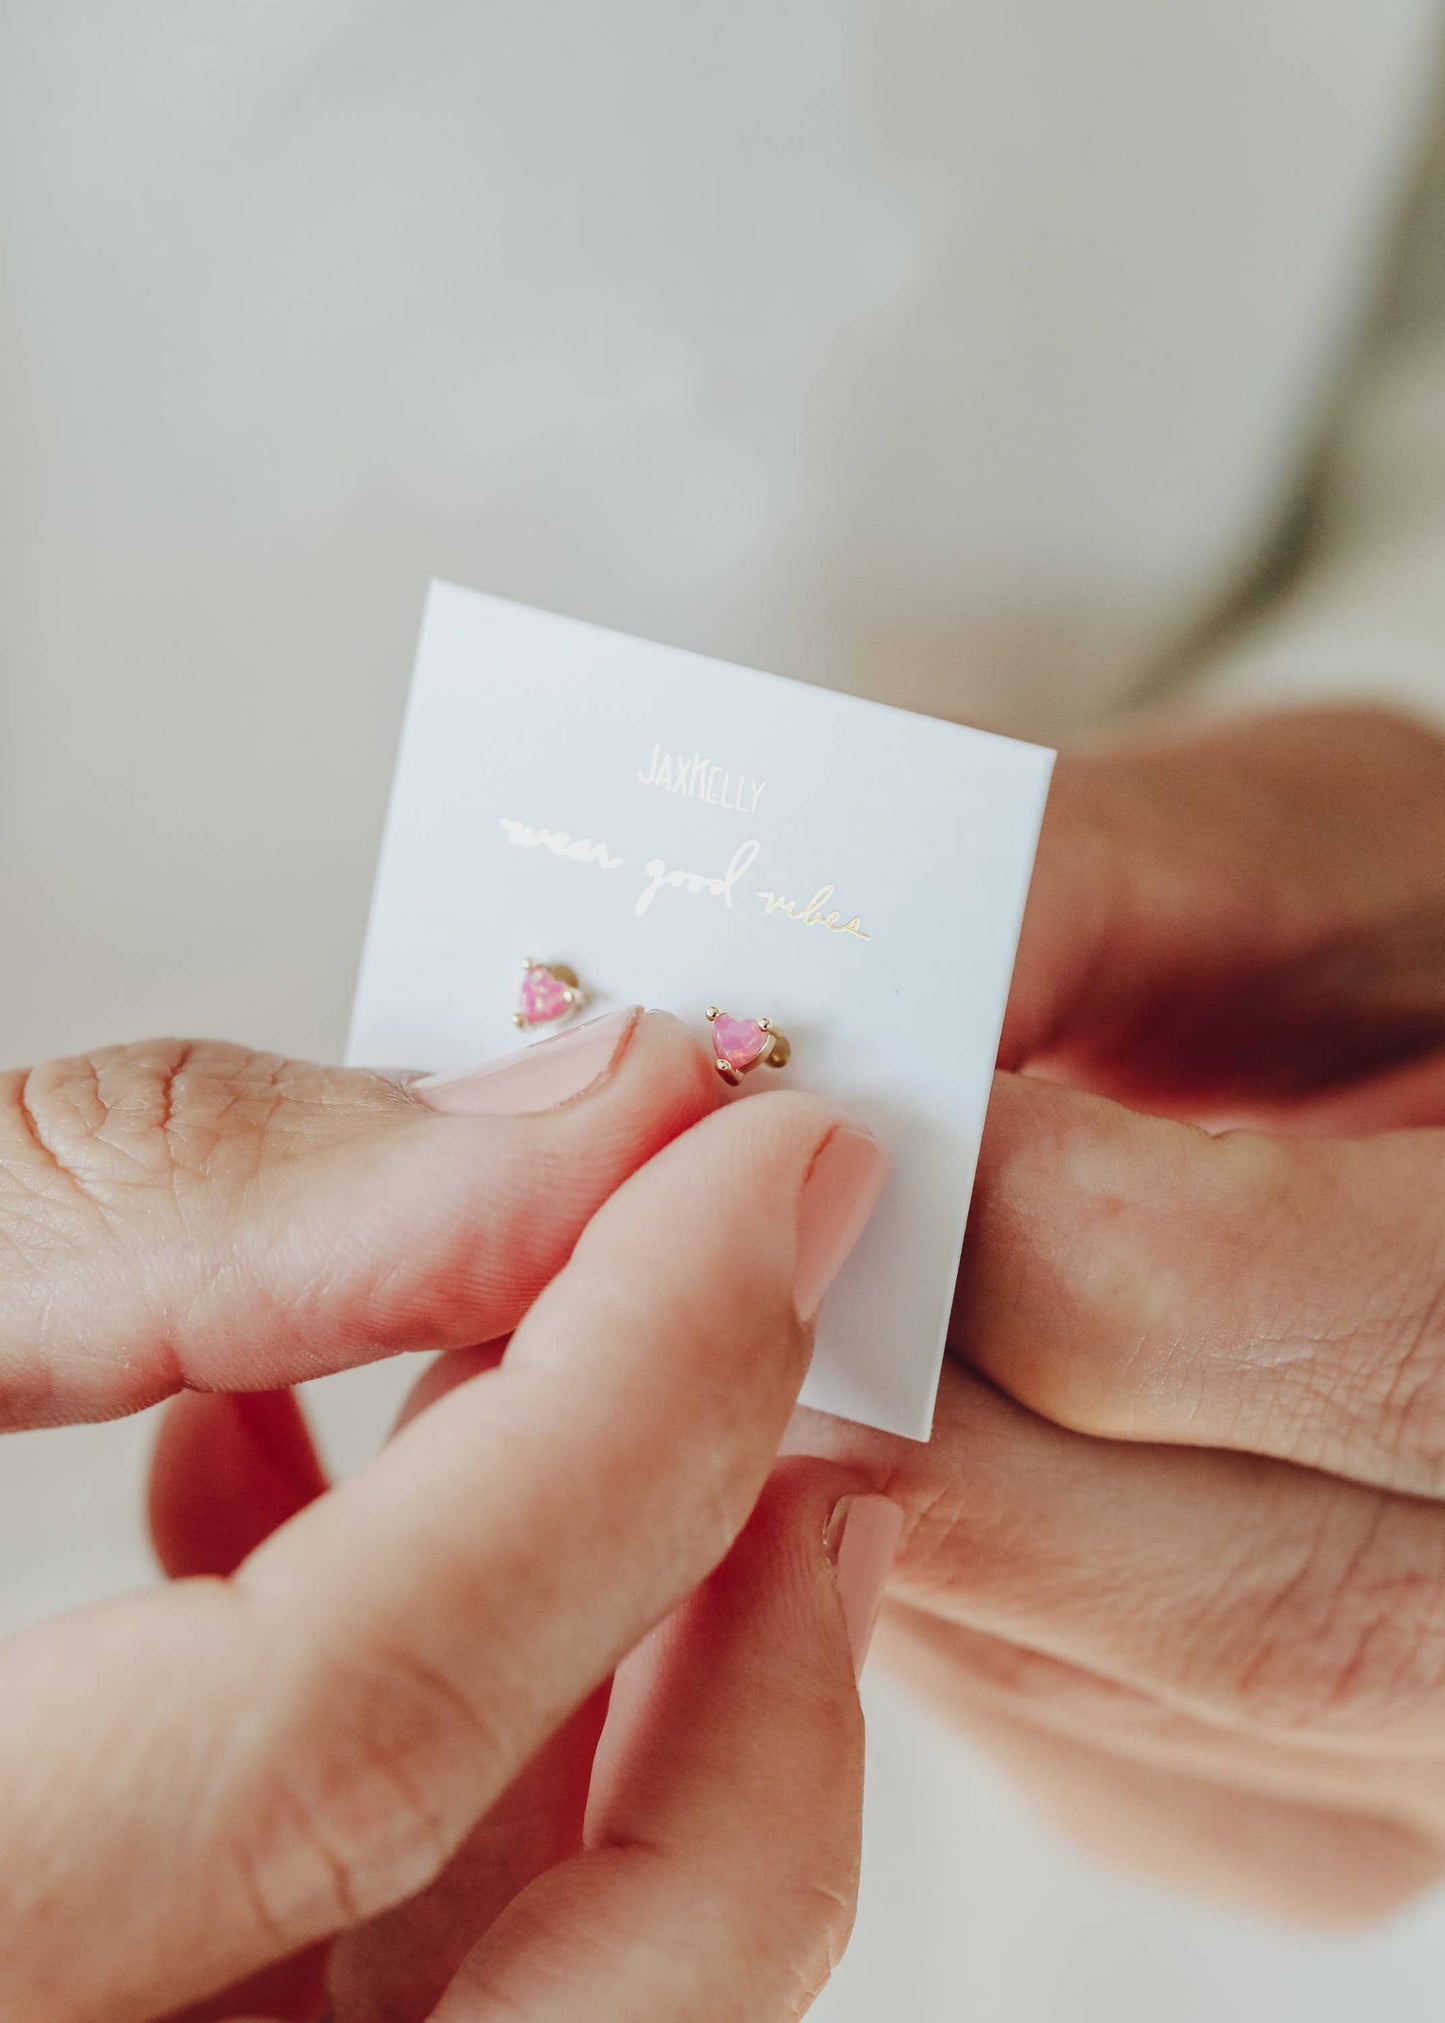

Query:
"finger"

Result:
[[913, 1672, 1444, 1927], [956, 1072, 1445, 1498], [149, 1390, 329, 1578], [430, 1462, 894, 2022], [878, 1607, 1422, 1836], [154, 1352, 585, 2023], [795, 1364, 1445, 1764], [1240, 1042, 1445, 1136], [1002, 708, 1445, 1115], [0, 1093, 883, 2023], [153, 1352, 604, 2023], [0, 1010, 719, 1427], [148, 1396, 332, 2021], [146, 1348, 502, 1588], [327, 1694, 608, 2023], [327, 1346, 604, 2023], [153, 1941, 326, 2023]]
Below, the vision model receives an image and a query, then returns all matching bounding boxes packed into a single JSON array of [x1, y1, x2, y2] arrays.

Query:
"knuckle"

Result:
[[233, 1631, 507, 1942], [886, 1383, 1077, 1610], [1076, 1129, 1285, 1435], [4, 1038, 401, 1206], [0, 1040, 406, 1418], [793, 1716, 863, 1917], [228, 1762, 374, 1947], [746, 1813, 859, 2017], [894, 1475, 996, 1598], [1205, 1500, 1445, 1735], [970, 1094, 1245, 1439], [1243, 1201, 1445, 1497], [3, 1039, 273, 1205], [722, 1659, 861, 2002], [1354, 1264, 1445, 1497], [921, 1616, 1165, 1735], [772, 1871, 859, 2016]]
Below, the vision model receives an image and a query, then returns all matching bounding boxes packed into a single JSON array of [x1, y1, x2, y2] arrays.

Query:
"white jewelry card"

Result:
[[349, 583, 1053, 1440]]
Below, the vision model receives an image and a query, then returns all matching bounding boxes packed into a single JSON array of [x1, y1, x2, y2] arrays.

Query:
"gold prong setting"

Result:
[[704, 1007, 791, 1084], [515, 958, 587, 1030]]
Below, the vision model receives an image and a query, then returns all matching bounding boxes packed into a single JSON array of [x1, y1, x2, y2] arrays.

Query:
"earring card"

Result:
[[349, 582, 1053, 1440]]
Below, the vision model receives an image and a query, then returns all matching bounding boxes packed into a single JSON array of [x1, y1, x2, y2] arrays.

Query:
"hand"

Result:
[[0, 1013, 891, 2022], [796, 707, 1445, 1924]]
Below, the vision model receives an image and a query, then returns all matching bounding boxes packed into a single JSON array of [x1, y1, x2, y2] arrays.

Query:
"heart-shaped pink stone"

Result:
[[711, 1013, 771, 1074], [517, 964, 574, 1026]]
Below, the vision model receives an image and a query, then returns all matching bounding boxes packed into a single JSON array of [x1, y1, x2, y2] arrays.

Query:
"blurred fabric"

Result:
[[5, 5, 1445, 2016]]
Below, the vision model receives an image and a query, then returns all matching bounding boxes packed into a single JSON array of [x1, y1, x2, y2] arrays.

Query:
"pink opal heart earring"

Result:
[[514, 959, 588, 1031], [705, 1007, 792, 1086]]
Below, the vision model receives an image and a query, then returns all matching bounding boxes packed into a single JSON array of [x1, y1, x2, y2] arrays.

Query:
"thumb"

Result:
[[0, 1010, 718, 1428]]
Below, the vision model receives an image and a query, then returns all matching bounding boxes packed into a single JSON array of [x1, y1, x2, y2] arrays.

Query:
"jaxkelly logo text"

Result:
[[637, 743, 765, 816]]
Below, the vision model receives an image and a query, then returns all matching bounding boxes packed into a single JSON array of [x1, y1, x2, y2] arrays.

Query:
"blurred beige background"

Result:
[[6, 4, 1445, 2015]]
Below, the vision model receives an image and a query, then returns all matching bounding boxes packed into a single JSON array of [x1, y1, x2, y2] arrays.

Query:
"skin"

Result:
[[794, 704, 1445, 1926], [0, 1016, 882, 2021], [6, 700, 1443, 2010]]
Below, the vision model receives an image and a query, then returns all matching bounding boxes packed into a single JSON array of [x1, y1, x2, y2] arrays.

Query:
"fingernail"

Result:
[[413, 1008, 641, 1117], [793, 1126, 887, 1322], [826, 1495, 904, 1679]]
